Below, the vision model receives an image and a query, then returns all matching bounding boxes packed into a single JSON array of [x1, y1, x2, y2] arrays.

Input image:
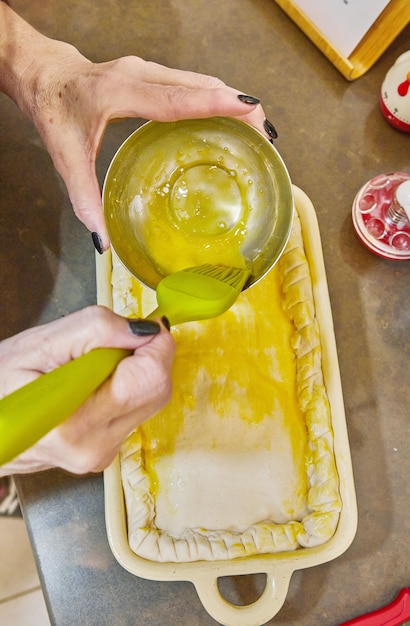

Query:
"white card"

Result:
[[291, 0, 391, 57]]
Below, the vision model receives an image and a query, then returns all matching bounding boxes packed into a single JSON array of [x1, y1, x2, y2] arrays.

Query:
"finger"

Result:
[[46, 130, 111, 249], [124, 58, 227, 89], [105, 80, 260, 122], [99, 59, 261, 121], [136, 62, 274, 137], [101, 58, 269, 137], [64, 160, 110, 250], [235, 106, 270, 137]]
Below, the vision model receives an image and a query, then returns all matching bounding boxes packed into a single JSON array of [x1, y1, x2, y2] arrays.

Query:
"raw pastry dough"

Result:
[[112, 211, 341, 563]]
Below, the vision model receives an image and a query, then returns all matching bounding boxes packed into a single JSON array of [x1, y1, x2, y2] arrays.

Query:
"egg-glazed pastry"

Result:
[[112, 211, 341, 563]]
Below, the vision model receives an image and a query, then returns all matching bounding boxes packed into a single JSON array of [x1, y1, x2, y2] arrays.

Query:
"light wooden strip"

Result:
[[274, 0, 410, 80]]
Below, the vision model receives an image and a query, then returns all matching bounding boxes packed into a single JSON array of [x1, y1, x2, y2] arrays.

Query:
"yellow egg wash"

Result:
[[137, 264, 309, 509], [138, 162, 251, 273], [121, 124, 282, 279], [117, 211, 342, 561]]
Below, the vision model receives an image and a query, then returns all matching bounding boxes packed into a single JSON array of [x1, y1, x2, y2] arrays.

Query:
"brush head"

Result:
[[183, 264, 251, 290], [151, 265, 251, 325]]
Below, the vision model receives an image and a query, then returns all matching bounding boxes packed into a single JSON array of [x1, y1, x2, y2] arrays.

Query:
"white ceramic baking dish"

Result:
[[100, 186, 357, 626]]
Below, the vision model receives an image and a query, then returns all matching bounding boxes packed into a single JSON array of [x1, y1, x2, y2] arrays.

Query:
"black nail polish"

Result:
[[264, 118, 278, 140], [238, 94, 261, 105], [161, 316, 171, 331], [128, 319, 161, 336], [91, 232, 103, 255]]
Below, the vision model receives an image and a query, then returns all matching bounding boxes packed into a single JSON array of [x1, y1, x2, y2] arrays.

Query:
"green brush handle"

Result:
[[0, 347, 131, 466]]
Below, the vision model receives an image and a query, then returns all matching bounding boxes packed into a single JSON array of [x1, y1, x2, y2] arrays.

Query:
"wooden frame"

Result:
[[274, 0, 410, 80]]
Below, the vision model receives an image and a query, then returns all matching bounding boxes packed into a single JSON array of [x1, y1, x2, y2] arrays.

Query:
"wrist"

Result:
[[0, 4, 88, 121], [0, 4, 46, 111]]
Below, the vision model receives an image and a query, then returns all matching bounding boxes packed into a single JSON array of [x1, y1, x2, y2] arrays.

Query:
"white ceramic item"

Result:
[[100, 187, 358, 626], [380, 50, 410, 132]]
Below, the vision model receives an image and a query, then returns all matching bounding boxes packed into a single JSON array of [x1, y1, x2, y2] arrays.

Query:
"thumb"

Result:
[[56, 152, 110, 250], [7, 306, 170, 374], [48, 306, 171, 362]]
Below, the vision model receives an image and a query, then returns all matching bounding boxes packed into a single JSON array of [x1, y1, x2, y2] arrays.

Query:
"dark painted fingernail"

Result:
[[238, 94, 260, 105], [264, 118, 278, 140], [128, 319, 161, 336], [161, 316, 171, 331], [91, 232, 104, 255]]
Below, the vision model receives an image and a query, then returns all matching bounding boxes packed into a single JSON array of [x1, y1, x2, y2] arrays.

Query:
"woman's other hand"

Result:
[[0, 306, 174, 476]]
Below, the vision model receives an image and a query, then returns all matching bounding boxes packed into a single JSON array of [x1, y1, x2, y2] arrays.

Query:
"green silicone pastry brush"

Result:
[[0, 264, 250, 465], [145, 264, 251, 324]]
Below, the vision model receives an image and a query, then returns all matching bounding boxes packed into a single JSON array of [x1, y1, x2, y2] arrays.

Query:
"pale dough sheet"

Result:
[[112, 211, 341, 563]]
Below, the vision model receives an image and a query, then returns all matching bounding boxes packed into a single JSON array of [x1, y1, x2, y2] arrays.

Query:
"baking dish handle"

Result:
[[193, 567, 292, 626]]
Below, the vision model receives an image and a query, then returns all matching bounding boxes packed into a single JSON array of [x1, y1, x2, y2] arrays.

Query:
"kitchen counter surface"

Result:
[[2, 1, 409, 624]]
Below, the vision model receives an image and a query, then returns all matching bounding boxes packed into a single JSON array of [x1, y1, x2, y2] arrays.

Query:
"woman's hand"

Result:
[[27, 52, 266, 252], [0, 306, 175, 476], [0, 3, 268, 250]]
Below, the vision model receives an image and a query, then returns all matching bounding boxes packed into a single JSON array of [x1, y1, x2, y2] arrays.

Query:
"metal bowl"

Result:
[[103, 117, 293, 290]]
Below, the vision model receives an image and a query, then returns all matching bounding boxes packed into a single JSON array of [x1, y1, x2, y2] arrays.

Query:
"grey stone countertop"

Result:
[[1, 1, 409, 624]]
